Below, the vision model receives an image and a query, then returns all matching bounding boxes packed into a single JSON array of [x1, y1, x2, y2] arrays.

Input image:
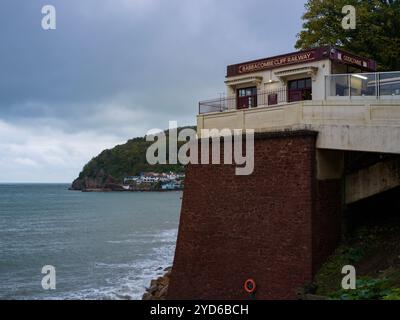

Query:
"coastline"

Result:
[[142, 267, 172, 300], [69, 188, 183, 193]]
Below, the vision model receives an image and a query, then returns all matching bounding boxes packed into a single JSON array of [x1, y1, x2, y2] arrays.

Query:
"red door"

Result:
[[237, 87, 257, 109], [288, 78, 312, 103]]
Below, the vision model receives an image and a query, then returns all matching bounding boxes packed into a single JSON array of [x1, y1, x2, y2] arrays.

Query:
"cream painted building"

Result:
[[200, 46, 377, 113], [198, 46, 400, 155]]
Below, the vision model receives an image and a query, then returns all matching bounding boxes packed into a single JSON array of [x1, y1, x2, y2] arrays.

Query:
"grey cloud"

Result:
[[0, 0, 306, 182]]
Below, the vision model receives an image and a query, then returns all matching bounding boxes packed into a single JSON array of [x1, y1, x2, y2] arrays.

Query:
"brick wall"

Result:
[[312, 180, 342, 274], [168, 131, 342, 300]]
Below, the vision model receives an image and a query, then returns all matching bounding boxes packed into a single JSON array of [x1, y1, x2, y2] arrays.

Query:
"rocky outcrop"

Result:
[[142, 267, 172, 300], [70, 169, 123, 191]]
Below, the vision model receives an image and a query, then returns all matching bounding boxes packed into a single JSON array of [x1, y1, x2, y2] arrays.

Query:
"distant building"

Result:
[[161, 182, 182, 190], [141, 176, 159, 183], [124, 172, 185, 187], [123, 176, 140, 184]]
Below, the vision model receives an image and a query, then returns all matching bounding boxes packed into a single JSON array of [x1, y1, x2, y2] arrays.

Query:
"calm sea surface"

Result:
[[0, 184, 181, 300]]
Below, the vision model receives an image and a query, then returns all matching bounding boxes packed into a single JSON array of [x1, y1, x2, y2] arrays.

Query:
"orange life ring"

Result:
[[244, 279, 256, 294]]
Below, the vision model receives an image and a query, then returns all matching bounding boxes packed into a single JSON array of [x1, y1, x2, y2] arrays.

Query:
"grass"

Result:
[[311, 221, 400, 300]]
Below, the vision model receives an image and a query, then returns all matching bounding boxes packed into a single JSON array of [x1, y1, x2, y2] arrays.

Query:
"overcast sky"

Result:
[[0, 0, 306, 183]]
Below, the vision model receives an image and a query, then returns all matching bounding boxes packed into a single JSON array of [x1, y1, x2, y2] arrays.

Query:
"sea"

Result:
[[0, 184, 182, 300]]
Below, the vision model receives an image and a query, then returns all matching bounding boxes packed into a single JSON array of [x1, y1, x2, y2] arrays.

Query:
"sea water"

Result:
[[0, 184, 181, 300]]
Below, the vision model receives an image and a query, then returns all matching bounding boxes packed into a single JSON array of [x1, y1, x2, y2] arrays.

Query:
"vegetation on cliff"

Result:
[[71, 126, 195, 190], [311, 218, 400, 300]]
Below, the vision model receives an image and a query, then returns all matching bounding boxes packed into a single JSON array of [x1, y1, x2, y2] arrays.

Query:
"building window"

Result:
[[288, 78, 312, 102], [237, 86, 257, 109]]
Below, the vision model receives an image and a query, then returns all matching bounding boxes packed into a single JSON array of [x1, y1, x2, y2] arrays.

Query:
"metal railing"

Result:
[[199, 71, 400, 115], [199, 87, 288, 114], [325, 71, 400, 99]]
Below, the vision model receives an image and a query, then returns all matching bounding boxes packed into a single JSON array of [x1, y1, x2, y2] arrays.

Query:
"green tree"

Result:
[[296, 0, 400, 71]]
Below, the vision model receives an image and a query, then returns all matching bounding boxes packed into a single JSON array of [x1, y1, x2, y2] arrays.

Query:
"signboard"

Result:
[[336, 51, 372, 69], [237, 51, 315, 75], [226, 46, 377, 77], [227, 47, 330, 77]]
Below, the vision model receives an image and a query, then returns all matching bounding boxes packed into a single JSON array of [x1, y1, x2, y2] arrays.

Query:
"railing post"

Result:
[[349, 74, 352, 100], [377, 72, 380, 100]]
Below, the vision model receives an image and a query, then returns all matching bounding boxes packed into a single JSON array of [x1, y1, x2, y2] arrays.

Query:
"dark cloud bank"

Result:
[[0, 0, 305, 182]]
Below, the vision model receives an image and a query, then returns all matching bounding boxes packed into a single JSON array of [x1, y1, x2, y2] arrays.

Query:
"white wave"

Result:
[[44, 228, 178, 300]]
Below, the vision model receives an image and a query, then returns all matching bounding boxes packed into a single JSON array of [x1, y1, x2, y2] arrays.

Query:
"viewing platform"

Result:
[[197, 46, 400, 154]]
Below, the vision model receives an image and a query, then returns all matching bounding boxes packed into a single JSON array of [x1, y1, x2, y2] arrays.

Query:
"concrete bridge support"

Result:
[[345, 158, 400, 204]]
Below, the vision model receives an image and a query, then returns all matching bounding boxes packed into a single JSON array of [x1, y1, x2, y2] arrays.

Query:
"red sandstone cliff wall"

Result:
[[168, 131, 342, 300]]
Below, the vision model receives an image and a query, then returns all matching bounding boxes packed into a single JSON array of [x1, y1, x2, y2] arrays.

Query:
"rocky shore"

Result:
[[142, 267, 172, 300]]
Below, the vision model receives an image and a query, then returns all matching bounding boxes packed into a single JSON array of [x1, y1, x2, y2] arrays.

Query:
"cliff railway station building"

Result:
[[168, 47, 400, 300]]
